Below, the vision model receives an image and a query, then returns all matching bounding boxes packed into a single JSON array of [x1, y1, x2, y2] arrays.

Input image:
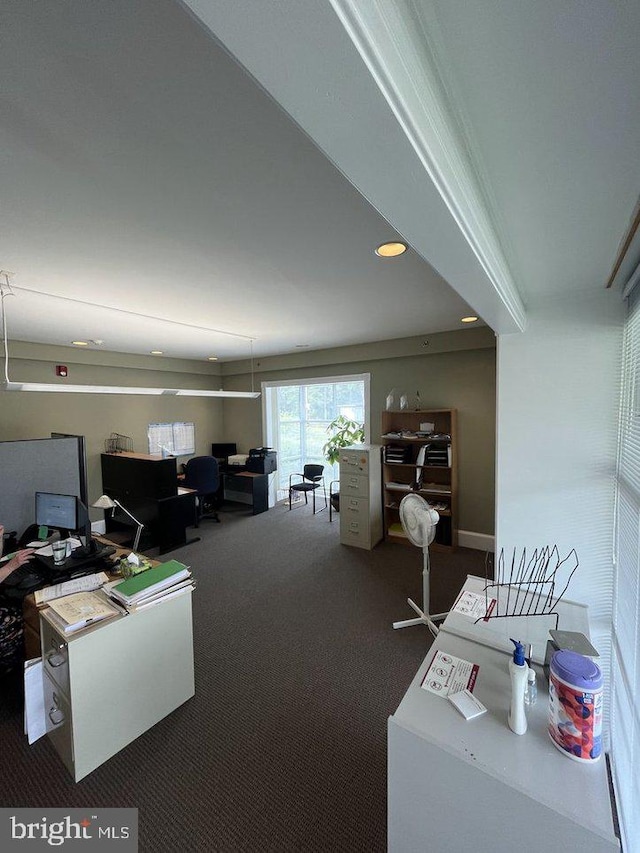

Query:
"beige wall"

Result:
[[1, 330, 496, 535], [0, 344, 226, 518], [221, 329, 497, 536]]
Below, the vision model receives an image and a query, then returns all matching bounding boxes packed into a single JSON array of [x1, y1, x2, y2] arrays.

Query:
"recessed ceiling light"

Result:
[[150, 350, 163, 355], [207, 356, 218, 361], [71, 340, 88, 346], [461, 316, 479, 324], [375, 241, 407, 258]]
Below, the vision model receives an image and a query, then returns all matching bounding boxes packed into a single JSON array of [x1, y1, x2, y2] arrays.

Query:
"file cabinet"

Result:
[[41, 590, 195, 782], [339, 445, 383, 550]]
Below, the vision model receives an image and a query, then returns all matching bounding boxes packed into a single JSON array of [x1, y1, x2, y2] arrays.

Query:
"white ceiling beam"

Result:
[[182, 0, 525, 333]]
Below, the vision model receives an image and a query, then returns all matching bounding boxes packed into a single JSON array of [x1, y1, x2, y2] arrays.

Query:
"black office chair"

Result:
[[288, 464, 327, 514], [183, 456, 221, 525], [329, 480, 340, 522]]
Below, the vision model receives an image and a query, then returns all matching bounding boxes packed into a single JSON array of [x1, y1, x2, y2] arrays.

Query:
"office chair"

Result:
[[183, 456, 221, 525], [288, 464, 327, 514], [328, 480, 340, 522]]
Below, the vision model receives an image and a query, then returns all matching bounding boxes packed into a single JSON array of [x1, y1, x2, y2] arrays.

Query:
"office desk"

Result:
[[388, 577, 619, 852], [101, 452, 196, 553], [223, 471, 268, 515], [22, 536, 157, 659], [41, 587, 194, 782]]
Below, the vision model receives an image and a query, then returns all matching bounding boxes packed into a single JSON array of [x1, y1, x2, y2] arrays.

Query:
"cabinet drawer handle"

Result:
[[48, 694, 65, 726], [46, 641, 67, 668]]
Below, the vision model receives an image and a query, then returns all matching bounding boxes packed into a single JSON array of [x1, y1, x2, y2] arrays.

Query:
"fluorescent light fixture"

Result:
[[375, 241, 407, 258], [2, 381, 260, 398], [461, 316, 479, 323], [207, 356, 218, 361], [0, 273, 259, 399], [150, 350, 163, 355]]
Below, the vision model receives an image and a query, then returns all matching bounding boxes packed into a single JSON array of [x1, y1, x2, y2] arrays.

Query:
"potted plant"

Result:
[[323, 415, 365, 513]]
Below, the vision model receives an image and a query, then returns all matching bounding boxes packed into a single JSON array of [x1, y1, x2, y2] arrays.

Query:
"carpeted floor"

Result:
[[0, 503, 485, 852]]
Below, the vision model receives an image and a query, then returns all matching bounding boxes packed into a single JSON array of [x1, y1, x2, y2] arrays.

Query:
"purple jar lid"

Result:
[[551, 649, 602, 689]]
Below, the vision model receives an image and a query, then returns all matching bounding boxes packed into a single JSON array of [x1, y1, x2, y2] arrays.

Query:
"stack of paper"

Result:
[[107, 560, 194, 611], [46, 591, 121, 634], [34, 571, 109, 605]]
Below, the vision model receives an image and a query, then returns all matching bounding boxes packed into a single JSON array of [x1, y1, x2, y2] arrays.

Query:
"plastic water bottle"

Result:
[[525, 666, 537, 706]]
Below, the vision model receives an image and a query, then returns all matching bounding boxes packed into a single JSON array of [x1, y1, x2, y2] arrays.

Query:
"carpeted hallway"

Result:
[[0, 503, 485, 852]]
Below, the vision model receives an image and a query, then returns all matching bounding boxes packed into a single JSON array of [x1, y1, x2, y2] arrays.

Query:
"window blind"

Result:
[[612, 286, 640, 850]]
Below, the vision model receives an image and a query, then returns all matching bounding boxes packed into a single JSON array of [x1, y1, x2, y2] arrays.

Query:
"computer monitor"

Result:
[[35, 492, 78, 531], [211, 443, 237, 460], [35, 492, 95, 556]]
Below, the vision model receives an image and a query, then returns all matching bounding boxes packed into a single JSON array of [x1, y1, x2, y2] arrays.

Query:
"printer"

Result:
[[246, 447, 277, 474]]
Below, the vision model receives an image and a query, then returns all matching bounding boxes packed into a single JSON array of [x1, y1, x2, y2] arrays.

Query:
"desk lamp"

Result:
[[92, 494, 144, 553]]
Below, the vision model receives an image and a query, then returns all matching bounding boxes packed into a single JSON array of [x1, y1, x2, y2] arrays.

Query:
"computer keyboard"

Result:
[[1, 563, 47, 598], [1, 544, 117, 601]]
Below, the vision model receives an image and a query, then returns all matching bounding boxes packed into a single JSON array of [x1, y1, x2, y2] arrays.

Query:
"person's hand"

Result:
[[0, 548, 34, 584], [4, 549, 34, 574]]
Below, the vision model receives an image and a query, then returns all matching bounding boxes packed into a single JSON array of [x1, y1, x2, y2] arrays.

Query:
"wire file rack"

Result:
[[477, 545, 579, 631], [104, 433, 134, 454]]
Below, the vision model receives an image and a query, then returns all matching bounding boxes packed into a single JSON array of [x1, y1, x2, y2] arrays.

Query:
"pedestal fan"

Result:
[[393, 493, 444, 636]]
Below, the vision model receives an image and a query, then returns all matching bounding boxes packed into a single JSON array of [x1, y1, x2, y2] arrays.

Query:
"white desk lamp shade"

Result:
[[92, 494, 143, 552], [92, 494, 117, 510]]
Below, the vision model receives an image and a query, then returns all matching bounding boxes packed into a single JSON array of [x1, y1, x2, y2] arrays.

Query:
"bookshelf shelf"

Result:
[[381, 409, 457, 549]]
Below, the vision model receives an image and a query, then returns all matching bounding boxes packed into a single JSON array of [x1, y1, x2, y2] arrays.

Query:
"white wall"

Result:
[[496, 291, 624, 678]]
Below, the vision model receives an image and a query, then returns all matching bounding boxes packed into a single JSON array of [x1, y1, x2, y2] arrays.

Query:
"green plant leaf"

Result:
[[323, 415, 365, 464]]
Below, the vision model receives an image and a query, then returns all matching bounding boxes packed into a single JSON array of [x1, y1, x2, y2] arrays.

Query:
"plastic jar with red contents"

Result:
[[548, 649, 603, 762]]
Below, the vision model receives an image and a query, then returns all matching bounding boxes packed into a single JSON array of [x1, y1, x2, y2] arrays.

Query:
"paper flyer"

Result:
[[451, 589, 496, 621], [420, 649, 479, 696]]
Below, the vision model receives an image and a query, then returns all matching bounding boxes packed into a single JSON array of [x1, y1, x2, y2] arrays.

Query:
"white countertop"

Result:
[[392, 576, 616, 845]]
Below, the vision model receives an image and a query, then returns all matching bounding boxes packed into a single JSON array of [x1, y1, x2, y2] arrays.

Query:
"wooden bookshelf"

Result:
[[381, 409, 457, 549]]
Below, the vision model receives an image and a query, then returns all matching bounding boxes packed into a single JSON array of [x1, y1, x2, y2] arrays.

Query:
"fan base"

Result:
[[393, 598, 447, 637]]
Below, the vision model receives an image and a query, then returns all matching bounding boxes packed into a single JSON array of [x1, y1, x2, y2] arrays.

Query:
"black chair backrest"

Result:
[[303, 464, 324, 482], [184, 456, 220, 493]]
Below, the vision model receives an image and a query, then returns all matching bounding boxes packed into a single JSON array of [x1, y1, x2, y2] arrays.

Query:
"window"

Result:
[[612, 286, 640, 850], [263, 374, 369, 501]]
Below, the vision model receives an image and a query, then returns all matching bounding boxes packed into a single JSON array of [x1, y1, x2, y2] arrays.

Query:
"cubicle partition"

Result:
[[0, 437, 85, 539]]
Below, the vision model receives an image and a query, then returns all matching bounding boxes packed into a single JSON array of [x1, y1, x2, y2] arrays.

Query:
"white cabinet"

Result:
[[339, 445, 382, 550], [388, 578, 619, 852], [41, 591, 195, 782]]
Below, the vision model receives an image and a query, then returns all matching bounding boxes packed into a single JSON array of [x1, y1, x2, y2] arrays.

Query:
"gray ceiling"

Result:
[[2, 0, 638, 362]]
